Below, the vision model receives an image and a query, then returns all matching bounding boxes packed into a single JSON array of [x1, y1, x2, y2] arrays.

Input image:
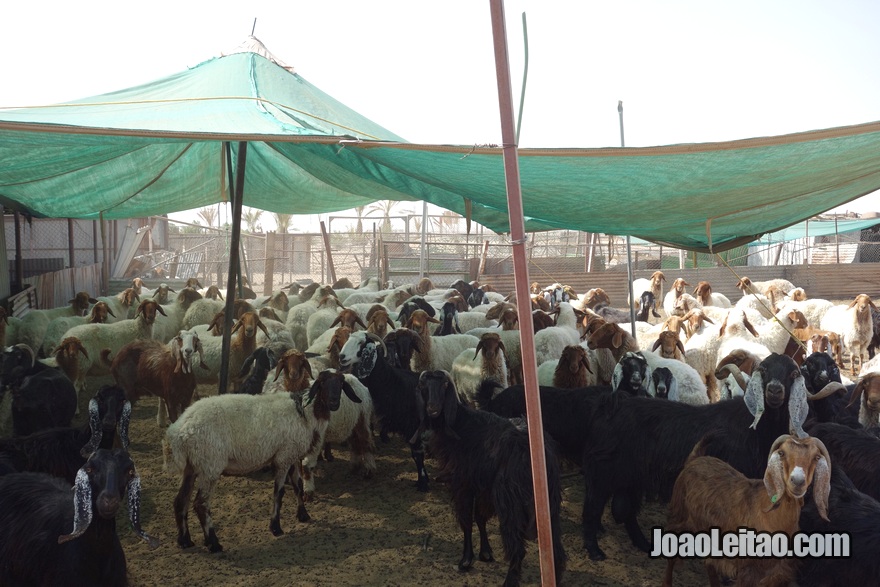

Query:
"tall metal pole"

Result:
[[620, 101, 638, 336], [419, 201, 428, 279], [219, 141, 248, 395], [489, 2, 556, 584]]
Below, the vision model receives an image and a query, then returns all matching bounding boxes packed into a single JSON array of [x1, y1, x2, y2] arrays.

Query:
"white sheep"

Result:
[[775, 296, 834, 328], [821, 293, 877, 376], [151, 288, 204, 343], [629, 271, 665, 311], [534, 302, 582, 365], [163, 369, 362, 552], [451, 332, 508, 407], [180, 298, 225, 330], [641, 349, 709, 405], [96, 288, 141, 321], [40, 301, 116, 357], [285, 286, 337, 351], [404, 309, 479, 372], [662, 278, 691, 317], [60, 299, 166, 396]]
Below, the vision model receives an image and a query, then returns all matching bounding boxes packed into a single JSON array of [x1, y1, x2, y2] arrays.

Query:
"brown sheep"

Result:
[[273, 349, 314, 392], [229, 312, 270, 390], [365, 307, 396, 339], [499, 308, 519, 331], [652, 330, 686, 361], [325, 327, 353, 369], [203, 285, 224, 300], [330, 308, 368, 332], [586, 322, 639, 363], [552, 345, 595, 388], [532, 310, 555, 333], [847, 372, 880, 429], [415, 277, 434, 295], [663, 434, 831, 587]]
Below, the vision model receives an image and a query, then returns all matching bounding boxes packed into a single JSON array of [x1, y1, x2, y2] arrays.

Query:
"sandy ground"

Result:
[[76, 378, 710, 587]]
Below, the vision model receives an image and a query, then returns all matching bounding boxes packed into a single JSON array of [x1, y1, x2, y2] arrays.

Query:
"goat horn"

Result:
[[806, 381, 848, 401], [717, 363, 749, 392], [13, 344, 36, 369]]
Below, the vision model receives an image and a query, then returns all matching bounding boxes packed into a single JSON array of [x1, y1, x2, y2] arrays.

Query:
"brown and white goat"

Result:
[[847, 372, 880, 430], [330, 308, 368, 332], [663, 434, 831, 587], [365, 307, 395, 339], [273, 349, 315, 393], [587, 322, 639, 363], [652, 330, 686, 361], [662, 278, 690, 316], [106, 329, 207, 426], [552, 344, 595, 388]]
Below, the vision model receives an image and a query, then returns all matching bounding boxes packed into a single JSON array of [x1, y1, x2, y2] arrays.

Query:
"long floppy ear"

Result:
[[76, 341, 89, 359], [329, 315, 343, 328], [302, 358, 314, 380], [155, 304, 167, 317], [473, 338, 486, 360], [231, 319, 243, 334], [611, 362, 624, 392], [847, 379, 867, 410], [442, 373, 459, 432], [58, 466, 94, 544], [80, 398, 103, 458], [257, 319, 270, 338], [354, 315, 368, 330], [744, 368, 766, 429], [342, 380, 362, 404], [612, 329, 624, 349], [652, 306, 661, 318], [171, 337, 184, 374], [273, 358, 287, 382], [676, 339, 686, 355], [763, 436, 790, 513], [125, 466, 160, 549], [651, 338, 663, 352], [238, 350, 257, 378], [743, 315, 759, 338], [788, 372, 809, 439], [811, 438, 832, 522]]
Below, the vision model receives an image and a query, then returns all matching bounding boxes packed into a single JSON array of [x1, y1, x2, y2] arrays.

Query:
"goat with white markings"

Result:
[[821, 293, 877, 376]]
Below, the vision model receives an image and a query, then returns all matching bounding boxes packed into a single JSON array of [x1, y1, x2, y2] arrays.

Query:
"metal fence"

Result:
[[6, 212, 880, 309]]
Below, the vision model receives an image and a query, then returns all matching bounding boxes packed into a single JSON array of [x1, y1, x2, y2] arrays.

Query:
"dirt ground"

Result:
[[87, 378, 711, 587]]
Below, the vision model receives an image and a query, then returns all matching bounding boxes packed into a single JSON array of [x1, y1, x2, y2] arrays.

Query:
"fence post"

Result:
[[478, 240, 490, 279], [263, 232, 275, 295], [320, 221, 337, 284]]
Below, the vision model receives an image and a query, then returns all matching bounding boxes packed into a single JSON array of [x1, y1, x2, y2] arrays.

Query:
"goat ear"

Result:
[[258, 319, 270, 338], [303, 359, 314, 380], [652, 307, 661, 318], [342, 380, 362, 404], [126, 470, 160, 549], [155, 304, 167, 316], [788, 373, 809, 439], [651, 338, 662, 352], [763, 444, 788, 513], [273, 359, 287, 382], [329, 315, 342, 328], [443, 375, 459, 431], [611, 362, 624, 392], [238, 351, 256, 378], [847, 379, 866, 410], [743, 315, 759, 338], [612, 329, 624, 349], [231, 320, 243, 334], [812, 438, 832, 522], [58, 466, 93, 544], [172, 339, 183, 374], [744, 369, 766, 429], [676, 339, 686, 355]]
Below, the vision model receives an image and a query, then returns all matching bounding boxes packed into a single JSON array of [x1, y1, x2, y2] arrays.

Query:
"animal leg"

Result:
[[173, 465, 196, 549], [286, 465, 311, 522], [270, 466, 287, 536], [193, 479, 221, 553], [456, 496, 476, 571], [410, 440, 429, 492], [475, 506, 495, 563], [582, 476, 611, 561]]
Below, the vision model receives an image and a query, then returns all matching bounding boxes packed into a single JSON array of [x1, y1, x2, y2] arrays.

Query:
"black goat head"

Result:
[[744, 353, 808, 438]]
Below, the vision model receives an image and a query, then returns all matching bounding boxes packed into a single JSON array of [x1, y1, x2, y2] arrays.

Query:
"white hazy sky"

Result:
[[3, 0, 879, 229]]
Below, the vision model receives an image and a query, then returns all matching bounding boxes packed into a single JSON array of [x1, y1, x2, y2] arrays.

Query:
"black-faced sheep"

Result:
[[412, 370, 566, 587], [0, 449, 158, 586], [1, 344, 77, 437], [611, 351, 650, 397]]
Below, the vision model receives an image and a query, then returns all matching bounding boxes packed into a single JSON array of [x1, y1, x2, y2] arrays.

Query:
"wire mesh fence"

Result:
[[5, 212, 880, 306]]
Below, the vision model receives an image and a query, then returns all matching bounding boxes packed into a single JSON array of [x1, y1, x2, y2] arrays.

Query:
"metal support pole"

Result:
[[13, 212, 23, 292], [219, 141, 248, 395], [419, 201, 428, 279], [489, 3, 556, 584], [100, 212, 109, 296], [619, 101, 638, 337]]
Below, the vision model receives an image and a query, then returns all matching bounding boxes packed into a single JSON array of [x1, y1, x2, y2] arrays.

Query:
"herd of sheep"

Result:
[[1, 271, 880, 585]]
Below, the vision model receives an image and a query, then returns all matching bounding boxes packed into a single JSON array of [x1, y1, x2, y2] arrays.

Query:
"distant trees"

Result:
[[273, 212, 292, 233], [243, 208, 264, 233], [196, 206, 218, 229]]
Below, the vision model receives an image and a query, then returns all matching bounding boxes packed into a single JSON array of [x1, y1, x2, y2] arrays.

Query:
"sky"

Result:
[[2, 0, 879, 230]]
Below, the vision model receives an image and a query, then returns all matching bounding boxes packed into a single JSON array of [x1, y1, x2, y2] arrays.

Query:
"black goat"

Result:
[[0, 385, 130, 484], [807, 421, 880, 501], [797, 468, 880, 586], [466, 287, 488, 308], [1, 344, 77, 436], [433, 301, 462, 336], [338, 331, 429, 491], [382, 328, 422, 371], [591, 302, 635, 324], [635, 291, 661, 322], [579, 353, 822, 561], [0, 448, 158, 586], [237, 346, 281, 395], [611, 351, 650, 397], [397, 296, 435, 326], [449, 279, 475, 305], [414, 371, 566, 587]]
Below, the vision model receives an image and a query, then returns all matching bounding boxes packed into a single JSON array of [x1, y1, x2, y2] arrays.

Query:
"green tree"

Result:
[[196, 206, 218, 231], [243, 208, 264, 233], [273, 212, 292, 233], [367, 200, 401, 233]]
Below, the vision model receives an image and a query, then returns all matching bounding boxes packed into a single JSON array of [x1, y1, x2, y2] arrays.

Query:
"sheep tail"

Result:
[[162, 425, 186, 476], [686, 433, 713, 465]]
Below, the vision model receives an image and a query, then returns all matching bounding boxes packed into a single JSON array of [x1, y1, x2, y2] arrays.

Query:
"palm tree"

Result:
[[273, 212, 292, 233], [354, 205, 367, 233], [367, 200, 401, 233], [196, 206, 217, 231], [243, 208, 264, 233]]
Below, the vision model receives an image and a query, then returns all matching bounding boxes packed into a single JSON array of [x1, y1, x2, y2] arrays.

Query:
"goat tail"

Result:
[[474, 379, 504, 410], [687, 433, 713, 465], [100, 348, 114, 367]]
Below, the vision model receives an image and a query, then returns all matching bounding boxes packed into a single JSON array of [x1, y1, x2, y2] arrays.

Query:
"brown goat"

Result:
[[580, 288, 611, 311], [151, 284, 177, 305], [552, 345, 595, 388], [847, 372, 880, 429], [532, 310, 555, 333], [415, 277, 435, 295], [229, 312, 270, 391], [499, 308, 519, 331], [203, 285, 224, 300], [485, 301, 516, 321], [258, 307, 281, 322], [53, 337, 90, 395], [652, 331, 685, 361], [106, 330, 207, 426], [273, 349, 314, 392], [663, 434, 831, 587], [692, 281, 713, 307], [587, 322, 639, 363], [325, 327, 353, 369]]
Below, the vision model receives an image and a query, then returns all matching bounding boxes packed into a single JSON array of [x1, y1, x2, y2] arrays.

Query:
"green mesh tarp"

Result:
[[2, 48, 880, 252]]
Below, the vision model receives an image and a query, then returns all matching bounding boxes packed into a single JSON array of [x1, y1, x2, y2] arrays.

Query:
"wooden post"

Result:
[[835, 216, 840, 264], [320, 221, 337, 284], [381, 239, 390, 287], [478, 240, 490, 278], [92, 220, 99, 264], [263, 232, 275, 296], [100, 212, 109, 295]]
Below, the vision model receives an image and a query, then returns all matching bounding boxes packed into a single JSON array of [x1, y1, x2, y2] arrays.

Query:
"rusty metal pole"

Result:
[[488, 2, 556, 584]]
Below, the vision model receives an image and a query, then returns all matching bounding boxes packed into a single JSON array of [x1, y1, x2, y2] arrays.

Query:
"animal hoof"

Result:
[[479, 550, 495, 563], [588, 550, 606, 562], [458, 559, 474, 571], [177, 538, 195, 549], [207, 542, 223, 553], [297, 507, 312, 523]]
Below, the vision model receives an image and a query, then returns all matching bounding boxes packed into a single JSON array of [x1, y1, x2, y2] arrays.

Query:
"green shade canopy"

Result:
[[1, 42, 879, 252]]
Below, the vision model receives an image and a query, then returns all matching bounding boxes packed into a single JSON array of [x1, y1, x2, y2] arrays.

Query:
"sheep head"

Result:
[[273, 349, 314, 392], [330, 308, 367, 332], [69, 291, 98, 317], [650, 271, 666, 287], [118, 288, 140, 308], [848, 293, 877, 317], [693, 281, 713, 306], [269, 290, 290, 312], [559, 345, 592, 375], [258, 307, 281, 322], [172, 330, 206, 374], [184, 277, 204, 290], [581, 288, 611, 310], [671, 278, 690, 296], [763, 435, 831, 521], [134, 299, 165, 324], [652, 331, 685, 359], [611, 351, 649, 397], [366, 310, 395, 339], [203, 285, 224, 300], [338, 331, 388, 378], [416, 277, 435, 295], [847, 373, 880, 426], [499, 308, 519, 330], [231, 312, 269, 340], [406, 309, 441, 336], [474, 333, 505, 360], [412, 370, 460, 443], [382, 329, 420, 370], [88, 301, 115, 323]]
